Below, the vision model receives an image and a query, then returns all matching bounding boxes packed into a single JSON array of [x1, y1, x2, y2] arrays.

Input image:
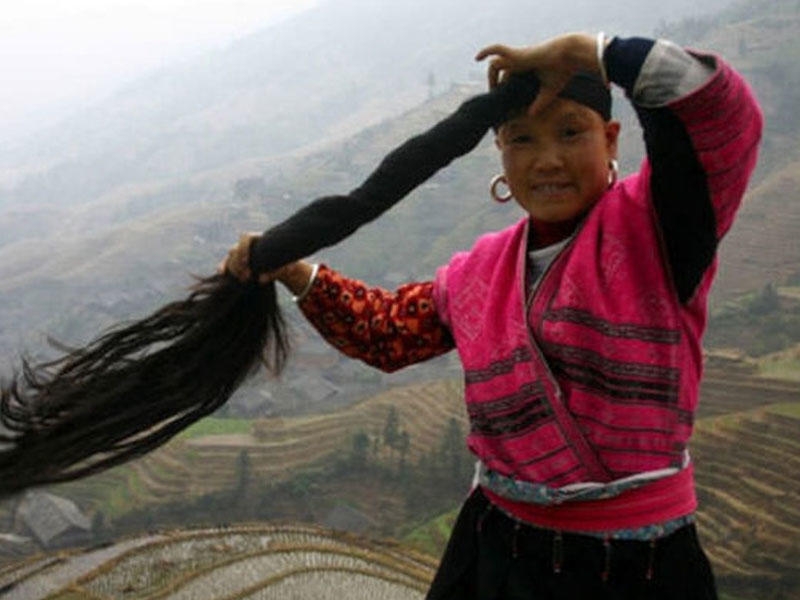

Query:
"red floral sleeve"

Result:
[[297, 265, 455, 372]]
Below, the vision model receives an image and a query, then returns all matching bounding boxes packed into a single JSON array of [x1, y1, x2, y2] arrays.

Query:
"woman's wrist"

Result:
[[276, 261, 318, 301], [596, 32, 610, 87], [557, 32, 604, 75]]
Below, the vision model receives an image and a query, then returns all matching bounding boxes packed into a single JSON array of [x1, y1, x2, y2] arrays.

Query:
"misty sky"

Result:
[[0, 0, 318, 140]]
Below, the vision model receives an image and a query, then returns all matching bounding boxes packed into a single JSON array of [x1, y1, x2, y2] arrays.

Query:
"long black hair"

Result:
[[0, 74, 538, 499]]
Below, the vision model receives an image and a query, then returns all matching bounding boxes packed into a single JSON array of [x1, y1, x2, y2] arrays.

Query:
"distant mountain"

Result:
[[0, 0, 736, 207], [0, 0, 740, 370], [5, 0, 798, 378]]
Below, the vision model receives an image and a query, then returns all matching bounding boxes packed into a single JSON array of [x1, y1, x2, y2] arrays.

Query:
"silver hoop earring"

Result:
[[607, 159, 619, 188], [490, 174, 513, 203]]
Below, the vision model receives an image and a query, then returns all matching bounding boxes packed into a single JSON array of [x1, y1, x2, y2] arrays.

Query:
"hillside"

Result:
[[676, 2, 800, 302], [40, 359, 800, 512], [0, 0, 741, 368], [2, 0, 799, 383], [1, 362, 798, 599], [45, 379, 466, 511], [0, 0, 734, 187], [692, 409, 800, 598], [37, 358, 799, 501], [404, 409, 800, 600]]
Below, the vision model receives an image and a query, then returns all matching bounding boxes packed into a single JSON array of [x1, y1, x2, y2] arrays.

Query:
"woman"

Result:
[[226, 31, 763, 599]]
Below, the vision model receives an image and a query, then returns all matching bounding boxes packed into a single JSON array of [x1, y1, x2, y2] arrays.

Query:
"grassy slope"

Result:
[[756, 344, 800, 382], [29, 379, 467, 517]]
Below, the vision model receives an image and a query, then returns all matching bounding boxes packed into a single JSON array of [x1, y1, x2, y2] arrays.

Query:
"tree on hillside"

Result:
[[439, 417, 466, 482], [234, 449, 252, 513], [371, 428, 381, 459], [350, 430, 370, 469], [383, 405, 400, 455], [397, 429, 411, 477], [91, 510, 112, 545], [749, 282, 780, 315]]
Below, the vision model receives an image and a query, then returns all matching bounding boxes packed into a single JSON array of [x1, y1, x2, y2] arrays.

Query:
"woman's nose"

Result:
[[532, 143, 563, 171]]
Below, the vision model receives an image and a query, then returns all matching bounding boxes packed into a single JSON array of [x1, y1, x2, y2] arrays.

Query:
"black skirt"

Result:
[[426, 488, 717, 600]]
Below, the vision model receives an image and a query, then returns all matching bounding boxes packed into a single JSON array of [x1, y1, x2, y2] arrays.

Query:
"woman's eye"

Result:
[[561, 127, 580, 139], [510, 134, 532, 144]]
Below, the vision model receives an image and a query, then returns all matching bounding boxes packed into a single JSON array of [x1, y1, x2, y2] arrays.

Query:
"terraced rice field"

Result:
[[0, 525, 436, 600], [85, 379, 466, 503], [697, 363, 800, 418], [30, 363, 800, 514], [2, 362, 798, 598], [400, 405, 800, 595], [90, 366, 800, 507], [15, 379, 468, 515], [693, 411, 800, 584]]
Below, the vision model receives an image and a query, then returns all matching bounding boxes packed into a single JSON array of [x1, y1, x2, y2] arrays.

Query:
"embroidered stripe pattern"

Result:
[[468, 382, 551, 437], [550, 358, 679, 405], [479, 461, 672, 505], [544, 343, 680, 405], [544, 343, 680, 382], [464, 346, 533, 383], [544, 308, 680, 344]]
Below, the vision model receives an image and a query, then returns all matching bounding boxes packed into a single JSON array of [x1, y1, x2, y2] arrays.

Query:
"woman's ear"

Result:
[[605, 120, 621, 158]]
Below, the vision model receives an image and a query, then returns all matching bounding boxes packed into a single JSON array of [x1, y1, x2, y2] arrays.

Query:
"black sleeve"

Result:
[[249, 75, 539, 273], [634, 106, 716, 304], [606, 37, 716, 304]]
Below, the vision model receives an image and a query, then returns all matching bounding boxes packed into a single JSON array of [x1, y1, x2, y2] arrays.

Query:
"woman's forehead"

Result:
[[502, 99, 600, 129]]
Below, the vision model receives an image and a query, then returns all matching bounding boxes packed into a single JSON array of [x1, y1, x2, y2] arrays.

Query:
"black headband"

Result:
[[496, 70, 612, 126], [558, 71, 612, 121]]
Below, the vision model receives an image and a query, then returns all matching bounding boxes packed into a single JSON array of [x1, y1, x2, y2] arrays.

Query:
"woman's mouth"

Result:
[[532, 182, 573, 195]]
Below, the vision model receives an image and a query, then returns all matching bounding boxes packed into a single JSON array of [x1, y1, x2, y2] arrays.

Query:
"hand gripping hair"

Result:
[[0, 74, 539, 499]]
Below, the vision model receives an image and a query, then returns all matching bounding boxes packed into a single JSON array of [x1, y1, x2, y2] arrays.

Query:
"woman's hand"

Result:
[[475, 32, 600, 115], [218, 232, 263, 283], [218, 232, 313, 293]]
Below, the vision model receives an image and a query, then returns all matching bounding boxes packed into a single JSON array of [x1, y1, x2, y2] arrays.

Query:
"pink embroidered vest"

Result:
[[434, 169, 707, 491], [432, 58, 761, 531]]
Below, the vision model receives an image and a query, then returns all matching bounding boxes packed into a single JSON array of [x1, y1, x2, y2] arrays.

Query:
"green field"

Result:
[[757, 352, 800, 382], [403, 509, 458, 556], [766, 402, 800, 418], [179, 417, 253, 439]]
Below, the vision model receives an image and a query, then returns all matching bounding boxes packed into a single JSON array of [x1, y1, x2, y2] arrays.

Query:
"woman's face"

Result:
[[496, 98, 620, 223]]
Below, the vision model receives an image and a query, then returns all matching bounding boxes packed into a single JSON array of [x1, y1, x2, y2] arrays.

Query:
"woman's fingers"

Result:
[[487, 60, 504, 88], [218, 232, 294, 286], [219, 232, 289, 285], [257, 270, 279, 285], [477, 36, 597, 116], [219, 232, 261, 282], [476, 44, 523, 87], [474, 43, 512, 63], [527, 70, 574, 116]]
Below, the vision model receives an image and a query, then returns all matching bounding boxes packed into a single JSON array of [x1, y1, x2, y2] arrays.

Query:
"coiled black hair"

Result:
[[0, 74, 539, 499]]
